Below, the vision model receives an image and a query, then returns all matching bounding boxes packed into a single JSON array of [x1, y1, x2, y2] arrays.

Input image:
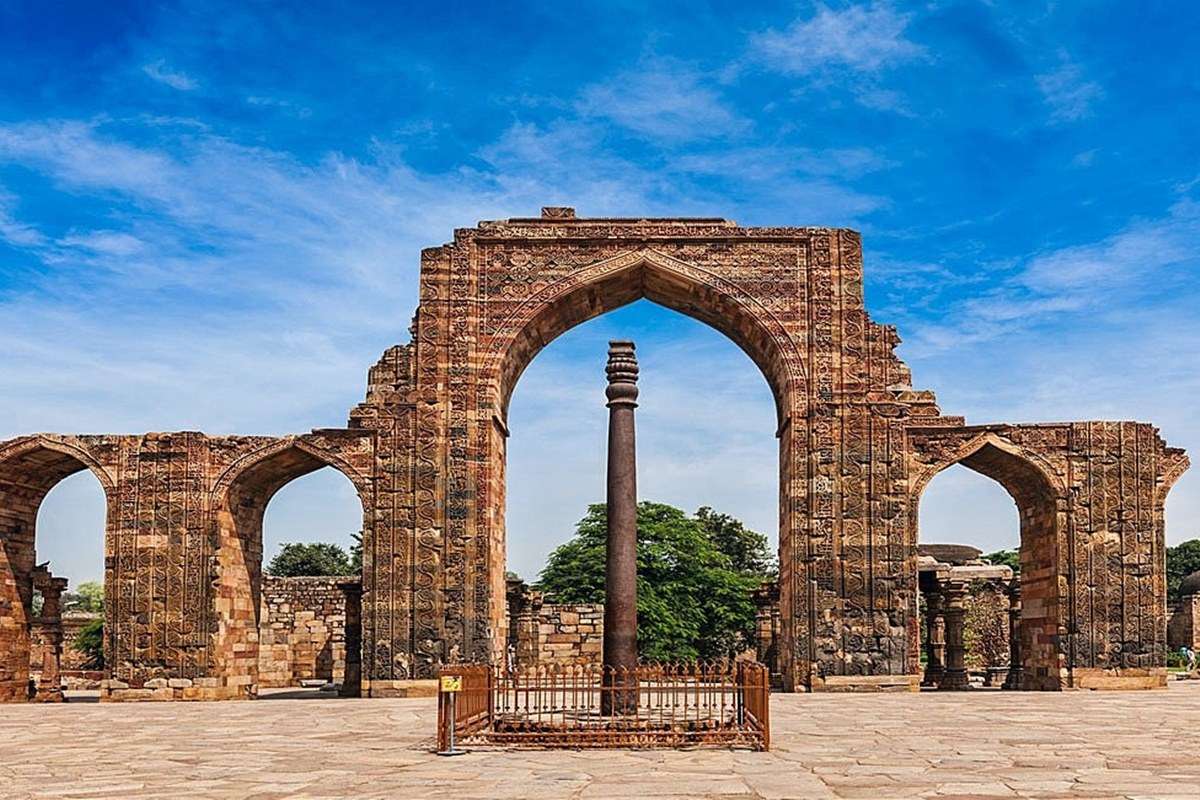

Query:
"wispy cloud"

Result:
[[0, 187, 46, 247], [142, 59, 198, 91], [1035, 54, 1103, 122], [751, 3, 924, 75], [577, 58, 747, 142]]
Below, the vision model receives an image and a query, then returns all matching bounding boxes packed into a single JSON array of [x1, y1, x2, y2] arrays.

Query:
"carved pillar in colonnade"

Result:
[[1003, 579, 1023, 690], [922, 590, 945, 687], [939, 580, 970, 691]]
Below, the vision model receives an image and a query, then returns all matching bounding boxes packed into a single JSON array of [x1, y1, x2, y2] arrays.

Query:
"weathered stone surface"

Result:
[[0, 211, 1190, 700], [257, 575, 357, 688]]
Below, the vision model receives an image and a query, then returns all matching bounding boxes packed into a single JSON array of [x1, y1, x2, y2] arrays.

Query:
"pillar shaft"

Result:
[[602, 340, 639, 715], [922, 591, 945, 687], [1003, 579, 1024, 690], [939, 580, 970, 691]]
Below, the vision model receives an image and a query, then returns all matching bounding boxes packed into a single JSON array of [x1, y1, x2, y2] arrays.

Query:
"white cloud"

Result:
[[1018, 198, 1198, 297], [59, 230, 145, 256], [751, 3, 924, 75], [0, 188, 46, 247], [889, 200, 1200, 546], [1035, 56, 1103, 122], [142, 59, 198, 91], [576, 58, 747, 141]]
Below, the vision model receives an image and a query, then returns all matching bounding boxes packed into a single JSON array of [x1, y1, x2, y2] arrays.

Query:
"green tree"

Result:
[[64, 580, 104, 612], [266, 542, 353, 577], [695, 506, 777, 578], [536, 502, 769, 661], [982, 549, 1020, 574], [1167, 539, 1200, 602], [349, 531, 363, 574], [73, 618, 105, 669]]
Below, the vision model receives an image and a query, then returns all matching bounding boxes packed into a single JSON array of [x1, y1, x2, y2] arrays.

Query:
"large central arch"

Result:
[[477, 249, 806, 665]]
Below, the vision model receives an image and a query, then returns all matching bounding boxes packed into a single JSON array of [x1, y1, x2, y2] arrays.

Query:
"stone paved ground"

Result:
[[1, 683, 1198, 799]]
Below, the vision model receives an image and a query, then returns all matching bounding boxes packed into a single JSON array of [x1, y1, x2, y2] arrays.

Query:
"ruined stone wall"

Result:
[[0, 431, 374, 702], [513, 602, 603, 668], [30, 612, 98, 674], [257, 576, 357, 687], [908, 423, 1186, 689], [1168, 596, 1200, 651]]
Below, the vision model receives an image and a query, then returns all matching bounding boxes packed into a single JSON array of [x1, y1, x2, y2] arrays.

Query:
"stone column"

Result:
[[922, 589, 945, 687], [939, 580, 969, 691], [34, 577, 67, 703], [1002, 578, 1023, 690], [602, 340, 639, 715]]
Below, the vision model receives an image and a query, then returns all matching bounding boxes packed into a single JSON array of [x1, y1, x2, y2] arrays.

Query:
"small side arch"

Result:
[[0, 435, 116, 702], [208, 437, 370, 697], [909, 430, 1068, 690]]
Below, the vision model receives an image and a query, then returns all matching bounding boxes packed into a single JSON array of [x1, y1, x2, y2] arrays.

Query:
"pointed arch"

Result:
[[209, 437, 369, 696], [909, 430, 1067, 689], [910, 432, 1065, 510], [0, 435, 115, 701], [487, 249, 806, 426], [469, 247, 808, 678]]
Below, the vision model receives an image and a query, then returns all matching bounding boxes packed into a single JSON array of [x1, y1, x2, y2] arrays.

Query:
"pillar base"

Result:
[[937, 669, 970, 690], [1002, 666, 1024, 690]]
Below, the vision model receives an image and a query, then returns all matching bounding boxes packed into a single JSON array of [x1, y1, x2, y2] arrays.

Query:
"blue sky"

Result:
[[2, 1, 1197, 584]]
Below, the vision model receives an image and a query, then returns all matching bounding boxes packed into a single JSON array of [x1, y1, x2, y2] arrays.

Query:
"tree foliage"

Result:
[[1167, 539, 1200, 602], [266, 542, 354, 577], [73, 618, 105, 669], [64, 581, 104, 612], [695, 506, 778, 578], [982, 549, 1020, 574], [349, 531, 363, 574], [536, 502, 774, 661]]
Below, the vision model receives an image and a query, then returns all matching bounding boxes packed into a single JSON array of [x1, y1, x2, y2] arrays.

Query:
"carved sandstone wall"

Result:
[[0, 210, 1190, 701]]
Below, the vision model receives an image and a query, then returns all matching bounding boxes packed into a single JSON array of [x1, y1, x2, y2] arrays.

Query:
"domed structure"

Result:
[[1179, 570, 1200, 598]]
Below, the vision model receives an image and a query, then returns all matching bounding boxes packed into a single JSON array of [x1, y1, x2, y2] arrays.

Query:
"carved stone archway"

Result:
[[209, 437, 372, 697], [0, 436, 115, 701], [908, 432, 1067, 688]]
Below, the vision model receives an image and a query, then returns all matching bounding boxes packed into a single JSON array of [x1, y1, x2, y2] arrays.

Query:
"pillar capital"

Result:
[[605, 340, 639, 408]]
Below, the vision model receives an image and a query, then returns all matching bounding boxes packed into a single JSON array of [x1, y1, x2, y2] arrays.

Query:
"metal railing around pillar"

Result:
[[436, 661, 770, 751]]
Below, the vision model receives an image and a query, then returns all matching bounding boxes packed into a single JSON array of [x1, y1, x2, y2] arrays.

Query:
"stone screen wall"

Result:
[[0, 211, 1189, 702]]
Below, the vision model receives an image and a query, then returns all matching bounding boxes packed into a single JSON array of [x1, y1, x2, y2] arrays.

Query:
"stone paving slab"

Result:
[[0, 684, 1197, 799]]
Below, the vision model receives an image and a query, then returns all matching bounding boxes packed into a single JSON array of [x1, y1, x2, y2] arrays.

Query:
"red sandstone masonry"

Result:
[[0, 211, 1190, 701]]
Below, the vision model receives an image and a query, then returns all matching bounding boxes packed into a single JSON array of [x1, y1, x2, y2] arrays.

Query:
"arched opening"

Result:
[[213, 443, 366, 698], [912, 437, 1063, 690], [505, 300, 779, 668], [482, 251, 803, 681], [0, 440, 112, 702], [917, 465, 1019, 689]]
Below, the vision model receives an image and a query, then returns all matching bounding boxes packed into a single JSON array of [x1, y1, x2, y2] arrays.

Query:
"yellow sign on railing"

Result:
[[440, 675, 463, 693]]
